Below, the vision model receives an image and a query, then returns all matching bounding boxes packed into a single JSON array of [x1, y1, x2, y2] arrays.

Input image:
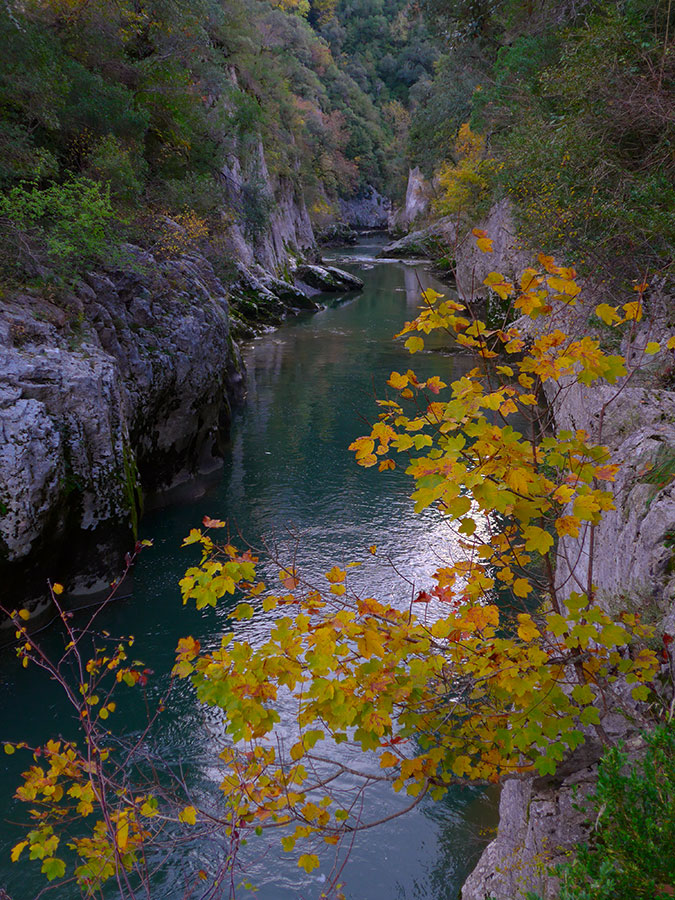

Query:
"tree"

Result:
[[5, 236, 673, 898]]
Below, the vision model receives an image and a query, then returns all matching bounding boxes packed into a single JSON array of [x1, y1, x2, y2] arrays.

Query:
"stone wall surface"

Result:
[[0, 248, 244, 607], [339, 185, 392, 229], [460, 204, 675, 899], [389, 167, 435, 232]]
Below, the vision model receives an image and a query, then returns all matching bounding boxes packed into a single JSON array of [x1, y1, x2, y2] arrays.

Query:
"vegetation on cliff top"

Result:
[[0, 0, 434, 279], [411, 0, 674, 274]]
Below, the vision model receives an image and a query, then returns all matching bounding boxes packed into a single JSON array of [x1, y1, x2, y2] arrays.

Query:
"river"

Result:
[[0, 236, 497, 900]]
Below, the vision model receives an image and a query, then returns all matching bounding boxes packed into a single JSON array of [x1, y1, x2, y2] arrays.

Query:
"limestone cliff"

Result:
[[459, 205, 675, 900], [389, 167, 435, 233], [0, 249, 245, 612], [0, 125, 367, 619]]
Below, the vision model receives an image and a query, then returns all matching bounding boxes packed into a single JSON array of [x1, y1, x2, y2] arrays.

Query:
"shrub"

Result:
[[555, 721, 675, 900], [0, 177, 114, 276], [86, 135, 146, 203], [434, 122, 495, 221], [240, 176, 275, 240]]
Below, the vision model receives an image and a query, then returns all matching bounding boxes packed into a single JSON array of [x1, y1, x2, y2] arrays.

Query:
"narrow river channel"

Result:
[[0, 236, 497, 900]]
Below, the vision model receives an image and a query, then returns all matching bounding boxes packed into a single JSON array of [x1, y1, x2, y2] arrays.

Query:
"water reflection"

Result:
[[0, 236, 498, 900]]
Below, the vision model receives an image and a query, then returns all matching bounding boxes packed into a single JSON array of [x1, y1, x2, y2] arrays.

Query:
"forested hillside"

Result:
[[0, 0, 434, 281], [410, 0, 674, 274], [1, 0, 672, 281]]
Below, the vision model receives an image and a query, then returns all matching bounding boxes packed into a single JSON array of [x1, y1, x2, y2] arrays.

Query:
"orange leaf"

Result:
[[202, 516, 226, 529], [483, 272, 514, 300]]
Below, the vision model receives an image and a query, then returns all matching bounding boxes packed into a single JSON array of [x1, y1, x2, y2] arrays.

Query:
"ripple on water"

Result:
[[0, 236, 498, 900]]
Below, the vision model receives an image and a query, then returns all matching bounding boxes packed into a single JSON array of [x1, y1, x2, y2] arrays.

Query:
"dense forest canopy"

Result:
[[412, 0, 674, 272], [0, 0, 435, 278], [1, 0, 671, 280]]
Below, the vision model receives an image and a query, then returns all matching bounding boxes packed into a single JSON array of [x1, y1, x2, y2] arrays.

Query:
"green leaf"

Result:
[[579, 705, 601, 726], [601, 624, 630, 647], [571, 684, 594, 705], [534, 755, 557, 776], [631, 684, 650, 702], [41, 857, 66, 881]]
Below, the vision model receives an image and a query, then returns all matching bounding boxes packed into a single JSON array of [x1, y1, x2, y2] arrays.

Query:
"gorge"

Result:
[[1, 1, 674, 899]]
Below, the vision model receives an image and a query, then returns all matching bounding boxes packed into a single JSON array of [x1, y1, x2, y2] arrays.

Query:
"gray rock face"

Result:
[[226, 263, 327, 341], [463, 754, 599, 900], [379, 218, 455, 260], [296, 264, 364, 293], [389, 167, 435, 233], [549, 381, 675, 631], [0, 247, 244, 604], [315, 223, 358, 246], [219, 141, 316, 273], [458, 207, 675, 900], [454, 199, 531, 300], [339, 185, 391, 229]]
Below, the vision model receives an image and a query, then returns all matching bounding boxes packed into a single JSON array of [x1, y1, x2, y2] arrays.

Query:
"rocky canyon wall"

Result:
[[458, 204, 675, 900], [0, 128, 369, 621]]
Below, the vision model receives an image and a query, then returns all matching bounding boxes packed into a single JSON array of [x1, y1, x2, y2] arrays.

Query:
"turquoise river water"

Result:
[[0, 237, 497, 900]]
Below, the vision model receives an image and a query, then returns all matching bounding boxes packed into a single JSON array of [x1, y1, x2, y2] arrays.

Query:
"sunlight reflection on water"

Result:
[[0, 236, 498, 900]]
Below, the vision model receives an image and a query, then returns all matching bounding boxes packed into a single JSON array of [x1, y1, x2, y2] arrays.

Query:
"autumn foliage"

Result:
[[6, 239, 674, 897]]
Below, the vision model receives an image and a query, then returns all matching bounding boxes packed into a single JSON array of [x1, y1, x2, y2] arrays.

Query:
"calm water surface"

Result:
[[0, 237, 497, 899]]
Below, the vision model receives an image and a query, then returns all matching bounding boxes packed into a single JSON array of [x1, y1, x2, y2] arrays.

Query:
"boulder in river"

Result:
[[379, 220, 455, 260], [296, 264, 364, 293]]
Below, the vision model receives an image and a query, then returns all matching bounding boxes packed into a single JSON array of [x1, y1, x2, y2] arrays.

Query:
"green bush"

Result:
[[554, 721, 675, 900], [240, 176, 275, 239], [0, 177, 114, 275], [86, 136, 146, 202]]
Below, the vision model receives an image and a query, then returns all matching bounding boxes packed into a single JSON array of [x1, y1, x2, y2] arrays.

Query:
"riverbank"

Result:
[[0, 226, 365, 627], [0, 240, 498, 900]]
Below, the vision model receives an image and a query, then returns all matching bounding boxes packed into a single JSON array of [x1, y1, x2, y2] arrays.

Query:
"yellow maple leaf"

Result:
[[537, 253, 562, 274], [405, 336, 425, 353], [357, 629, 384, 659], [10, 841, 28, 862], [483, 272, 515, 300], [595, 303, 621, 326], [556, 515, 580, 538], [515, 291, 545, 315], [517, 614, 540, 642], [623, 301, 643, 322], [179, 805, 197, 825], [298, 854, 320, 873], [513, 578, 531, 598], [387, 371, 408, 390], [547, 276, 580, 297], [523, 526, 554, 555], [451, 755, 472, 776], [379, 751, 399, 768], [116, 813, 129, 849], [552, 485, 575, 504], [519, 267, 542, 291]]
